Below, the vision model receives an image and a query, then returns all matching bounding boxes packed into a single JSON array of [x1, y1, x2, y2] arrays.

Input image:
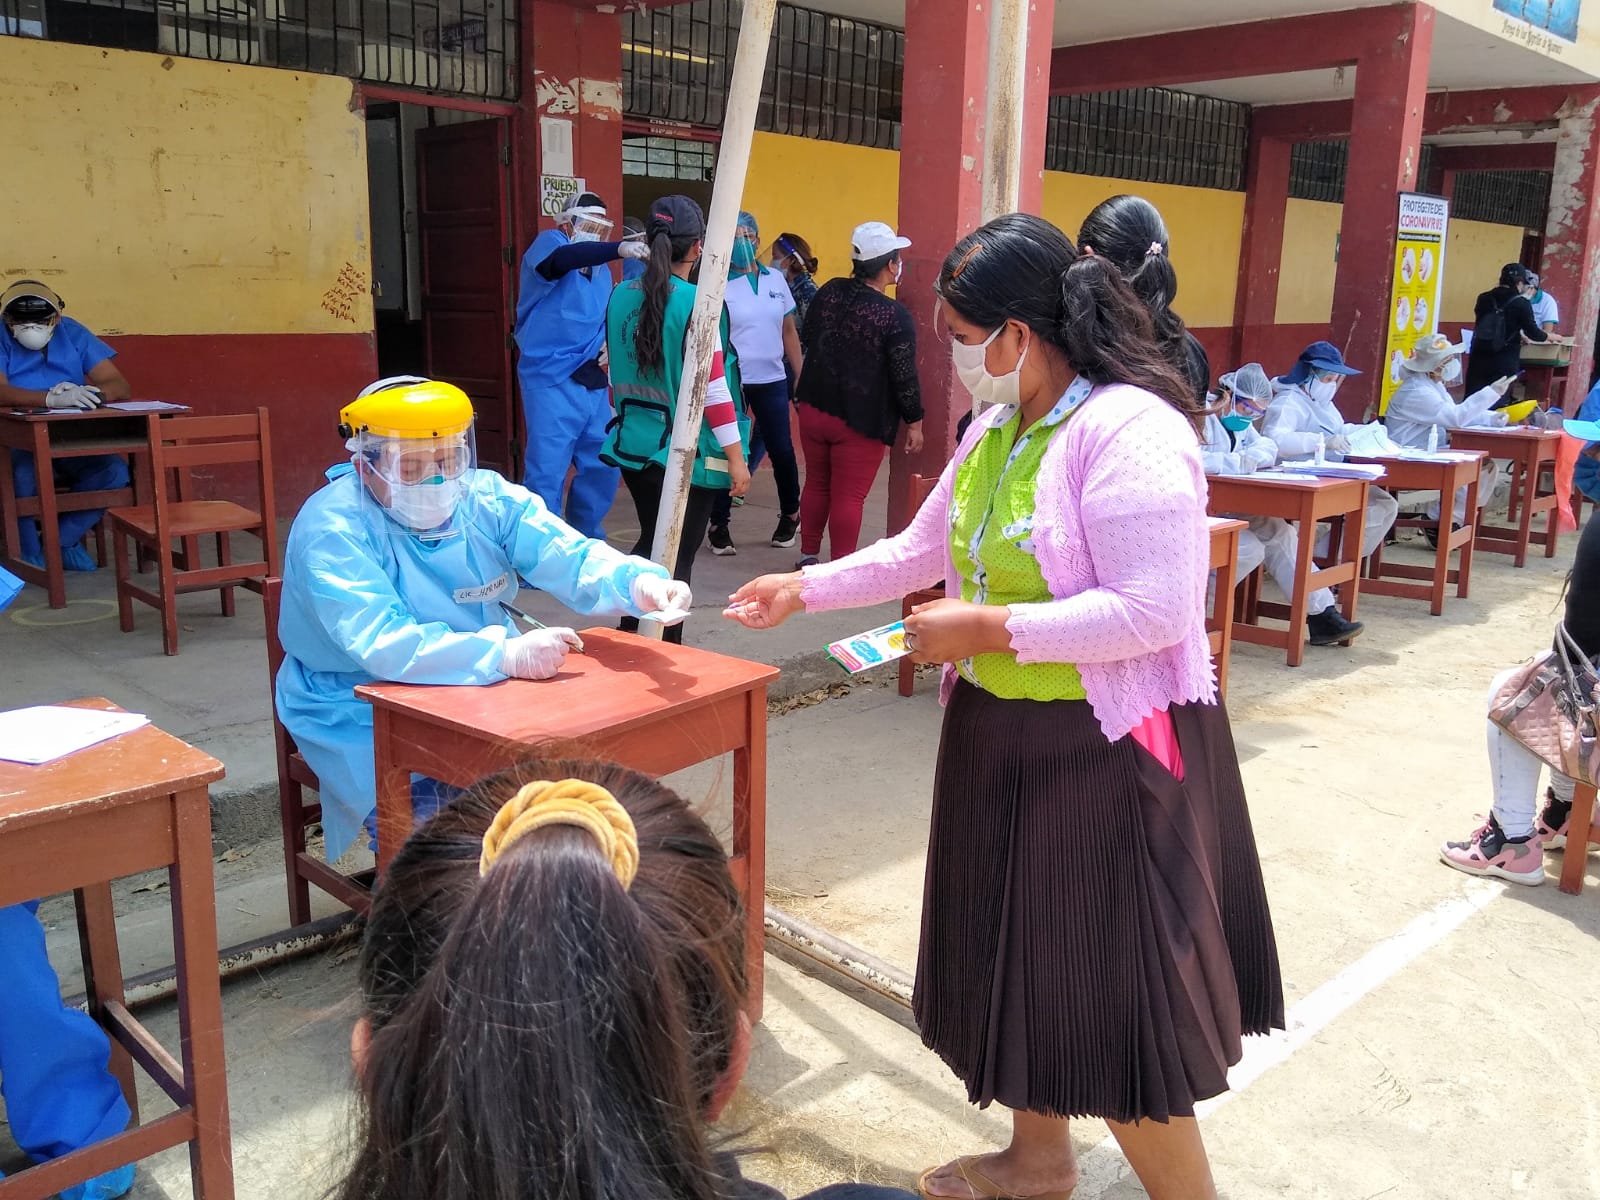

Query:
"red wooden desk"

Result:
[[0, 699, 232, 1200], [357, 628, 780, 1018], [1353, 451, 1485, 615], [0, 406, 185, 609], [1446, 427, 1561, 567], [1207, 474, 1371, 668], [1207, 517, 1246, 699]]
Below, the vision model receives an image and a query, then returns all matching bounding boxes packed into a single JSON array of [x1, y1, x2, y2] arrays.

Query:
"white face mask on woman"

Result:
[[12, 323, 54, 351], [1307, 376, 1340, 404], [951, 324, 1029, 409], [383, 476, 463, 535]]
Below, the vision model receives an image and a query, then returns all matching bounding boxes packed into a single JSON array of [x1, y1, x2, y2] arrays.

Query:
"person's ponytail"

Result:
[[633, 229, 676, 374]]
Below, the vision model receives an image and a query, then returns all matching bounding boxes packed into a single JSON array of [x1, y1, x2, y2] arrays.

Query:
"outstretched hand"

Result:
[[724, 572, 805, 629]]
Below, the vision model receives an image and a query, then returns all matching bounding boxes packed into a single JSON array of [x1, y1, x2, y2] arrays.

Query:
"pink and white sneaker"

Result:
[[1440, 814, 1546, 885], [1535, 789, 1571, 851]]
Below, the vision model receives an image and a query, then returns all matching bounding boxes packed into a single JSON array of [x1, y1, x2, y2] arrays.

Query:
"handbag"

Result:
[[1488, 623, 1600, 785]]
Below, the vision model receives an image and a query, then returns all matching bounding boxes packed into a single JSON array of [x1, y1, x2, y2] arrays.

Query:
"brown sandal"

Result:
[[917, 1156, 1074, 1200]]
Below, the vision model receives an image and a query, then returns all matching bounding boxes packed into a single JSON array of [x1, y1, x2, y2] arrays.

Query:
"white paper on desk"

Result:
[[104, 400, 186, 413], [1233, 470, 1315, 482], [1344, 423, 1399, 457], [1391, 448, 1480, 463], [0, 705, 149, 765], [1278, 460, 1388, 481]]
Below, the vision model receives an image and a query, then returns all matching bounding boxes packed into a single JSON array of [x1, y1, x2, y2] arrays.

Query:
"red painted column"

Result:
[[517, 0, 624, 251], [1539, 90, 1600, 398], [1233, 129, 1292, 368], [891, 0, 989, 530], [1329, 2, 1434, 420], [1017, 0, 1055, 215]]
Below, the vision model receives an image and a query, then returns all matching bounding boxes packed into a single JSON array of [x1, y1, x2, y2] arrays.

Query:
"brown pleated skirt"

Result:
[[913, 680, 1284, 1125]]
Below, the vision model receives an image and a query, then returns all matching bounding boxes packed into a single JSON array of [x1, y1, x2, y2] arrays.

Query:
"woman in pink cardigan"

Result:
[[726, 214, 1281, 1200]]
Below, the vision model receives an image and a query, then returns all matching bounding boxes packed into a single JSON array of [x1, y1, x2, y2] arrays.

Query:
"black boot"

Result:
[[1306, 606, 1365, 646]]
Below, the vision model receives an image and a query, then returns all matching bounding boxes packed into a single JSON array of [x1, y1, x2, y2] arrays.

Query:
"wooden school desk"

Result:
[[1207, 517, 1246, 699], [0, 404, 186, 609], [1207, 473, 1372, 668], [1446, 427, 1562, 567], [357, 628, 780, 1018], [1353, 451, 1485, 615], [0, 699, 232, 1200]]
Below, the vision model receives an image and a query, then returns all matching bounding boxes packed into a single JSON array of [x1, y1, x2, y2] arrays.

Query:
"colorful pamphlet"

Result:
[[826, 620, 912, 674]]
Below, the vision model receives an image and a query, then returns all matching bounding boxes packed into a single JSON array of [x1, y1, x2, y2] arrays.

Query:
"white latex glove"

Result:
[[45, 382, 101, 410], [500, 627, 583, 679], [1490, 375, 1515, 397], [618, 241, 651, 262], [1324, 434, 1352, 457], [632, 574, 693, 623]]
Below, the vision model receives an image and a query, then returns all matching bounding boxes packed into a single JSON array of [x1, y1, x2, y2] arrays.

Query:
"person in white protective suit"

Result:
[[1383, 332, 1512, 535], [1204, 363, 1364, 646], [273, 376, 689, 862], [1264, 340, 1400, 560]]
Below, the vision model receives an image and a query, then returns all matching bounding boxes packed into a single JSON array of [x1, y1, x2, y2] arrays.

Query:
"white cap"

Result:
[[1401, 333, 1466, 374], [851, 221, 911, 262]]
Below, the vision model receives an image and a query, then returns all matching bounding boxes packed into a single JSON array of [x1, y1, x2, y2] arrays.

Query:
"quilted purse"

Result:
[[1488, 623, 1600, 786]]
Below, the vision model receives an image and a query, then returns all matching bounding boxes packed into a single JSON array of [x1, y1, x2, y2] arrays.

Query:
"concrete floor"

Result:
[[3, 474, 1599, 1199]]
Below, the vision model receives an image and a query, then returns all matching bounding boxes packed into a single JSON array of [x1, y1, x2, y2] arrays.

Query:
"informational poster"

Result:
[[1494, 0, 1581, 45], [539, 175, 586, 219], [1380, 192, 1450, 415]]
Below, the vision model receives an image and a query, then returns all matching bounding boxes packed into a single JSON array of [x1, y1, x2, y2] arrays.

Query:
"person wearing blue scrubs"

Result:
[[274, 376, 689, 863], [0, 572, 134, 1200], [513, 193, 650, 539], [0, 280, 133, 572], [1567, 379, 1600, 504]]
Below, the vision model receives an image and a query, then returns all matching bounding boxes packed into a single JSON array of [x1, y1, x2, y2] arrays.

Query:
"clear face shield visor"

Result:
[[351, 425, 477, 540], [564, 210, 614, 243]]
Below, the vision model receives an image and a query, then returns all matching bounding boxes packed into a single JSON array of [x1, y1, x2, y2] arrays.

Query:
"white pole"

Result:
[[644, 0, 777, 637]]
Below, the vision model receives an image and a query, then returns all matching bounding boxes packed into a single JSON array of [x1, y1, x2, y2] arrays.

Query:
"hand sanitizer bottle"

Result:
[[1426, 424, 1439, 454], [1314, 434, 1326, 466]]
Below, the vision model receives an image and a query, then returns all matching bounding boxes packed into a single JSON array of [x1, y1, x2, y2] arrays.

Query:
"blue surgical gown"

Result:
[[274, 463, 667, 860]]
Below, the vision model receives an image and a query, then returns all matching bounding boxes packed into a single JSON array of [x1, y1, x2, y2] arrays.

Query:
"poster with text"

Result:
[[540, 175, 586, 219], [1380, 192, 1450, 415]]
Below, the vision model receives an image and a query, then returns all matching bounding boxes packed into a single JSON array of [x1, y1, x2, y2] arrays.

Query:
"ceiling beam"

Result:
[[1249, 85, 1598, 142], [1431, 143, 1558, 173]]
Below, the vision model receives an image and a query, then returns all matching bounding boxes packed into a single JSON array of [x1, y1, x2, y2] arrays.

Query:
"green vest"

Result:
[[603, 275, 746, 489]]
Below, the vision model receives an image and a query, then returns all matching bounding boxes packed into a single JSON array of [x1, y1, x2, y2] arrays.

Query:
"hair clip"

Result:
[[1146, 242, 1164, 256]]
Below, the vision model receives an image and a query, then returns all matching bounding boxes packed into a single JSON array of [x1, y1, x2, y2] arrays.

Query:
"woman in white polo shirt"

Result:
[[706, 211, 805, 556]]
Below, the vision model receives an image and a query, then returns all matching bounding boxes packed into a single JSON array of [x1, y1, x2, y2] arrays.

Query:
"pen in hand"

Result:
[[499, 599, 585, 653]]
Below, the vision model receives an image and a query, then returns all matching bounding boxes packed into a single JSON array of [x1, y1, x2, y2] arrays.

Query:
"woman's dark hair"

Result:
[[775, 232, 818, 275], [852, 250, 898, 281], [1077, 195, 1206, 403], [936, 212, 1201, 428], [635, 196, 706, 374], [338, 757, 746, 1200]]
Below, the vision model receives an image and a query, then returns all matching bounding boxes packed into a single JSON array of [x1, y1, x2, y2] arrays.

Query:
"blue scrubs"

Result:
[[514, 229, 619, 539], [1575, 382, 1600, 503], [274, 462, 667, 860], [0, 318, 130, 561]]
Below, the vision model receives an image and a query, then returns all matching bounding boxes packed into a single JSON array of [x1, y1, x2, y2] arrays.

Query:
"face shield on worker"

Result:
[[559, 193, 614, 244], [339, 376, 477, 540], [1, 280, 65, 351]]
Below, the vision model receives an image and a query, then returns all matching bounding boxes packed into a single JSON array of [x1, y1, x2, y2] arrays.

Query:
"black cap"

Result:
[[1501, 262, 1531, 288], [646, 194, 706, 242]]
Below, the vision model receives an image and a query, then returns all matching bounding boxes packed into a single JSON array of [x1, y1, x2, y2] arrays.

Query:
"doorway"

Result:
[[621, 130, 719, 226]]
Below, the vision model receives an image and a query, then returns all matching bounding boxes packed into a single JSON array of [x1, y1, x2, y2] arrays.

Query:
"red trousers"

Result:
[[797, 402, 889, 560]]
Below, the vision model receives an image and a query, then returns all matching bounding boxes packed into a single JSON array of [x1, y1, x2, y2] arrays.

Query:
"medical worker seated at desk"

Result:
[[274, 376, 688, 863], [0, 279, 132, 571]]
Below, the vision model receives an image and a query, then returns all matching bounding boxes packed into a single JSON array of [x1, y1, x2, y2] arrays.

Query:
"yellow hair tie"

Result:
[[478, 779, 639, 889]]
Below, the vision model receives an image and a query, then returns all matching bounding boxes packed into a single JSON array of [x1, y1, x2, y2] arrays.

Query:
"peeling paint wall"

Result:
[[0, 38, 372, 337]]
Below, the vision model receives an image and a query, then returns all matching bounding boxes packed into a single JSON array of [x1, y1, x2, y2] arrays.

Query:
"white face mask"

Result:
[[951, 324, 1029, 409], [1441, 358, 1462, 385], [384, 477, 462, 535], [12, 323, 54, 351], [1307, 377, 1340, 404]]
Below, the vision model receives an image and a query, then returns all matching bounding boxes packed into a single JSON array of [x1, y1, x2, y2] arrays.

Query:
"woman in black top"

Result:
[[1440, 511, 1599, 884], [793, 222, 924, 565], [1463, 262, 1550, 397]]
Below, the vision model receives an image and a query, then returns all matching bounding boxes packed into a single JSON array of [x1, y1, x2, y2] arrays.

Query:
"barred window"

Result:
[[624, 134, 717, 181], [1453, 169, 1551, 230], [1289, 141, 1348, 203], [0, 0, 517, 100], [1043, 89, 1248, 191]]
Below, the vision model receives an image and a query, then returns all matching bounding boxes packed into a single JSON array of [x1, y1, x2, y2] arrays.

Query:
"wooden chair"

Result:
[[898, 473, 944, 698], [1559, 780, 1600, 895], [106, 409, 280, 655], [263, 576, 374, 925]]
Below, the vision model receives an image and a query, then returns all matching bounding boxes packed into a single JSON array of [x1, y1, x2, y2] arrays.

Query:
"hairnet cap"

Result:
[[1, 279, 64, 318], [646, 194, 706, 242], [1230, 363, 1273, 404], [737, 210, 759, 240], [339, 377, 474, 440], [851, 221, 911, 261], [1280, 339, 1361, 385], [1401, 333, 1466, 374]]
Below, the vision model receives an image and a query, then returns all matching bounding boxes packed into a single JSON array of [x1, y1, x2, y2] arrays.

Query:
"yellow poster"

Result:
[[1380, 192, 1450, 414]]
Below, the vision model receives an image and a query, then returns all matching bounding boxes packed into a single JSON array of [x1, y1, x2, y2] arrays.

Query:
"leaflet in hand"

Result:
[[826, 620, 912, 674]]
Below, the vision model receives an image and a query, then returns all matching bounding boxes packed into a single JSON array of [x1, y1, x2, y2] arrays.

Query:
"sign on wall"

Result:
[[1494, 0, 1581, 43], [540, 175, 586, 218], [1380, 192, 1450, 415]]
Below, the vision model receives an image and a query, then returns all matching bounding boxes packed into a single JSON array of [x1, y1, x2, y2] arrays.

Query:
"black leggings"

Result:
[[619, 465, 715, 645]]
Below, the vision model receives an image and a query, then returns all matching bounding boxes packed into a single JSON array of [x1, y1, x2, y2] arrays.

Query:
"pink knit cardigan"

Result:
[[801, 382, 1218, 741]]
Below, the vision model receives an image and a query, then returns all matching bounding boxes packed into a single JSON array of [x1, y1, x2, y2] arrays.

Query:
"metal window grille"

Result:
[[623, 134, 717, 181], [1288, 141, 1348, 202], [1453, 169, 1551, 230], [1043, 88, 1248, 191], [1, 0, 517, 100]]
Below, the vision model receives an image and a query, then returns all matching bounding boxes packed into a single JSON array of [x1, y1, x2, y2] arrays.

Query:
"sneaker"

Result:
[[61, 544, 98, 572], [731, 495, 746, 507], [1306, 606, 1364, 646], [1535, 788, 1571, 850], [796, 555, 819, 570], [707, 525, 737, 556], [1424, 522, 1462, 550], [1440, 813, 1545, 885], [771, 513, 799, 548]]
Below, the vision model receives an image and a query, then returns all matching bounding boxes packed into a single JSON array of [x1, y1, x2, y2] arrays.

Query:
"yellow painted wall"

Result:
[[0, 39, 372, 336], [1275, 199, 1341, 324], [741, 131, 1243, 327], [1441, 218, 1526, 323]]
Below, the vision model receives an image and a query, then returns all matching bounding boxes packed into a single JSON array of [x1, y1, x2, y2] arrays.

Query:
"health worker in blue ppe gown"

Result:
[[620, 216, 649, 282], [273, 376, 690, 862], [0, 279, 133, 572], [0, 576, 135, 1200], [513, 193, 651, 539]]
